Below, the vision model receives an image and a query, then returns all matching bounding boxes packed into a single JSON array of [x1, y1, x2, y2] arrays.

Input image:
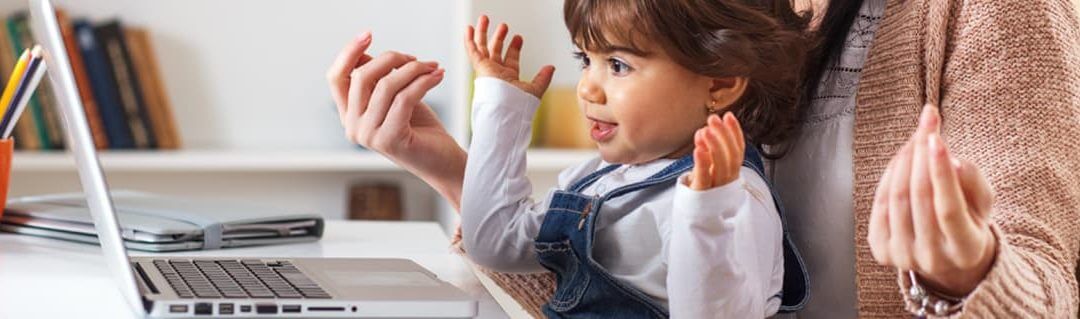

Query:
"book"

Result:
[[75, 19, 134, 149], [0, 23, 34, 150], [7, 13, 51, 149], [96, 21, 155, 149], [56, 10, 108, 149], [12, 13, 63, 149], [347, 183, 403, 221], [125, 27, 180, 149]]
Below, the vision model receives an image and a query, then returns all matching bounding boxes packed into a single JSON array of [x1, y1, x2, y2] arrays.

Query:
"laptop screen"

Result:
[[27, 0, 147, 315]]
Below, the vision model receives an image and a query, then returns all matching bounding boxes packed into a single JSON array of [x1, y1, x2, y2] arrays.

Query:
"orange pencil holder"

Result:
[[0, 139, 13, 218]]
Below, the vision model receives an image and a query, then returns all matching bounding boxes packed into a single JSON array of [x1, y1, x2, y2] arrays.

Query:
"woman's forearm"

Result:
[[400, 146, 468, 212]]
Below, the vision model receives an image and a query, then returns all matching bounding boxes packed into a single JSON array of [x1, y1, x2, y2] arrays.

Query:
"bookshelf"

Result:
[[12, 149, 595, 172], [2, 0, 588, 254]]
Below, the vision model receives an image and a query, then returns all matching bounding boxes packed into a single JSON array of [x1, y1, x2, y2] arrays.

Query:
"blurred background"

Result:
[[0, 0, 595, 237]]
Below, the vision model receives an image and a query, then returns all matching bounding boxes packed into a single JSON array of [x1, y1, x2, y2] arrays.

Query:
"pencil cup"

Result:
[[0, 139, 12, 219]]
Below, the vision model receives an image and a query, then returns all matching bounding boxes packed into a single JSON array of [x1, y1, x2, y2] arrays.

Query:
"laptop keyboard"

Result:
[[152, 259, 331, 299]]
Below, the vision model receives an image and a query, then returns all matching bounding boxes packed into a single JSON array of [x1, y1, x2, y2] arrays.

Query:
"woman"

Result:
[[324, 0, 1080, 317]]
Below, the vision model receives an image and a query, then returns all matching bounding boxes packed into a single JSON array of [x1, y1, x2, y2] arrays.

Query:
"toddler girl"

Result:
[[460, 0, 811, 317]]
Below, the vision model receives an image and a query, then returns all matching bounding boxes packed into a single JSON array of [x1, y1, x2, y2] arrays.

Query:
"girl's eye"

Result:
[[572, 51, 590, 69], [608, 58, 632, 76]]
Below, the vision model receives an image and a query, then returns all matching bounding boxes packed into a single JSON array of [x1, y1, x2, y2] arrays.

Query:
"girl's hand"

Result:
[[868, 105, 998, 297], [689, 113, 745, 190], [326, 32, 467, 210], [465, 15, 555, 99]]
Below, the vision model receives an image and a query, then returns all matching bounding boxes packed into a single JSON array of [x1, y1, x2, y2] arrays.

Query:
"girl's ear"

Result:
[[709, 77, 749, 110]]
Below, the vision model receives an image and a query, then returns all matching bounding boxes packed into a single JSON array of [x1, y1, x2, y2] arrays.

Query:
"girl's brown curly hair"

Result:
[[564, 0, 810, 159]]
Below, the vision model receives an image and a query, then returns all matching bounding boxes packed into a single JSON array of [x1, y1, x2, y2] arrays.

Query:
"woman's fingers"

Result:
[[888, 140, 916, 270], [954, 158, 994, 225], [344, 68, 366, 144], [690, 129, 712, 190], [328, 32, 373, 120], [489, 23, 509, 64], [505, 35, 523, 71], [474, 15, 490, 59], [360, 61, 440, 140], [909, 127, 942, 274], [380, 68, 446, 148], [349, 51, 417, 125], [869, 162, 893, 265], [928, 133, 986, 269]]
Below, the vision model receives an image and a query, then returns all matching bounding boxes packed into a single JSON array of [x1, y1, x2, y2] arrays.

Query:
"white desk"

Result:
[[0, 220, 511, 318]]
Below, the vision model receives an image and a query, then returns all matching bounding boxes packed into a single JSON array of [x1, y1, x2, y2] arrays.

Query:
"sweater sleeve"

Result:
[[900, 1, 1080, 317], [668, 169, 784, 318]]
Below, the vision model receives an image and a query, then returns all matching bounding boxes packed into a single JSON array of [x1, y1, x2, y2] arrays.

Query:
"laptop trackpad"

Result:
[[324, 271, 441, 287], [295, 258, 469, 300]]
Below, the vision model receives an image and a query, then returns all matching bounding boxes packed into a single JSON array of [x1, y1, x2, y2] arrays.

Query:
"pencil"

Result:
[[1, 54, 45, 139], [0, 48, 30, 121]]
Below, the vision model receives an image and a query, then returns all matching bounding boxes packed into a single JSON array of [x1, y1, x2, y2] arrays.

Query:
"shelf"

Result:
[[11, 149, 597, 172], [11, 150, 398, 172]]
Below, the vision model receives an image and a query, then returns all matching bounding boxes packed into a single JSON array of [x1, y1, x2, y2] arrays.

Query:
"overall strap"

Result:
[[600, 155, 695, 202], [568, 164, 622, 193]]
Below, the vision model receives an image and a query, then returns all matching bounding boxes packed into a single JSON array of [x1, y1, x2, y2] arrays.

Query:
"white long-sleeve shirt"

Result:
[[460, 77, 784, 318]]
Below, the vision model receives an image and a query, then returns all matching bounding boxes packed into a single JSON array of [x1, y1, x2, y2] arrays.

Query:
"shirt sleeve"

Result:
[[459, 77, 549, 273], [667, 168, 785, 318]]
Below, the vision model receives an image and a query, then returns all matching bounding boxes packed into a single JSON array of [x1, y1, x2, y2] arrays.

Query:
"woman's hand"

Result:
[[689, 113, 745, 190], [326, 31, 467, 210], [465, 15, 555, 99], [868, 105, 998, 297]]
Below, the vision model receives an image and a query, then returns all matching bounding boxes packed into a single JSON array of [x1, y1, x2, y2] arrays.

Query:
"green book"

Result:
[[6, 13, 52, 150]]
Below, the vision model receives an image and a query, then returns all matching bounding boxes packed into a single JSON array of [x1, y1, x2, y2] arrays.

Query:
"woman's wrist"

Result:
[[404, 147, 467, 212], [917, 227, 998, 297]]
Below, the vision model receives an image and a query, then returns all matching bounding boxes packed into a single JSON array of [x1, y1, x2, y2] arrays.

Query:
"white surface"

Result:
[[0, 220, 511, 319], [11, 149, 595, 172]]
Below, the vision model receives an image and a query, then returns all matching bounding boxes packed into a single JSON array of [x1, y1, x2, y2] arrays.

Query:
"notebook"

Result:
[[1, 190, 324, 251]]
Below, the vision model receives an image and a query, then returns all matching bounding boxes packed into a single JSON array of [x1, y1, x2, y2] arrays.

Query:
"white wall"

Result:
[[2, 0, 462, 151], [1, 0, 466, 223]]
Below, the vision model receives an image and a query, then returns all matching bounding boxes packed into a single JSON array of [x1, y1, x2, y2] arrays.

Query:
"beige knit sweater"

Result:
[[462, 0, 1080, 317]]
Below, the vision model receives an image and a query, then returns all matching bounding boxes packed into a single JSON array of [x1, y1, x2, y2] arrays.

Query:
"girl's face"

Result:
[[575, 40, 715, 165]]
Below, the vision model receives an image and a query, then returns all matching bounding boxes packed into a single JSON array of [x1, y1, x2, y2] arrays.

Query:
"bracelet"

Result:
[[907, 270, 965, 316]]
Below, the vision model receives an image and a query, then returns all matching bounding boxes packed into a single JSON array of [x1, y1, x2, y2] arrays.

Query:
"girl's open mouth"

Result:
[[588, 117, 618, 142]]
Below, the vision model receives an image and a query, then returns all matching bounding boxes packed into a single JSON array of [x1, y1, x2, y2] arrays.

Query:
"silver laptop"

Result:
[[27, 0, 477, 317]]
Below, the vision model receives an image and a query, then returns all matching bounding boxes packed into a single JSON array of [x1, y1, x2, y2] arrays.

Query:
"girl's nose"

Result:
[[577, 70, 606, 105]]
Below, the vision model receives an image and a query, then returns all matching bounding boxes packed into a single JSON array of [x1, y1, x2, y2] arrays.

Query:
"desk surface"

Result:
[[0, 220, 511, 319]]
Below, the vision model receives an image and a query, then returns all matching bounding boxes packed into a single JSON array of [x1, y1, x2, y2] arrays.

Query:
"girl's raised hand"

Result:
[[689, 113, 746, 190], [465, 15, 555, 99]]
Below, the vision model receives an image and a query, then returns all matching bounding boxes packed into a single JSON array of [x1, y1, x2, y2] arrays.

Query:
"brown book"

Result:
[[0, 22, 36, 150], [347, 184, 403, 221], [57, 10, 108, 149], [124, 28, 180, 149]]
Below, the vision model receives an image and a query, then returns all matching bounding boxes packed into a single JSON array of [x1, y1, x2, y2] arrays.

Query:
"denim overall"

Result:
[[533, 145, 810, 318]]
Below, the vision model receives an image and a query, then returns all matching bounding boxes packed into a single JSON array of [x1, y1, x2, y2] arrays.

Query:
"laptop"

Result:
[[26, 0, 478, 317]]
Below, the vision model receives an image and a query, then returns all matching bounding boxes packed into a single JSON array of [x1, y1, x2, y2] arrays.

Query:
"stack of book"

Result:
[[0, 10, 180, 151]]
